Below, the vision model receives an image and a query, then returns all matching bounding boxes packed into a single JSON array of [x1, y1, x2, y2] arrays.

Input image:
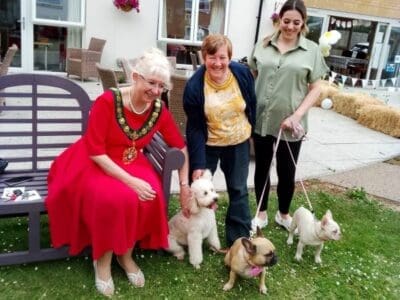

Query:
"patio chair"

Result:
[[0, 44, 18, 110], [190, 52, 198, 71], [0, 44, 18, 76], [66, 37, 106, 81], [119, 57, 138, 84], [96, 63, 130, 91], [197, 50, 204, 65], [169, 73, 188, 137]]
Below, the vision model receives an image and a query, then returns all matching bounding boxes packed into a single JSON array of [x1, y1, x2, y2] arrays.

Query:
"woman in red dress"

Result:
[[45, 48, 191, 297]]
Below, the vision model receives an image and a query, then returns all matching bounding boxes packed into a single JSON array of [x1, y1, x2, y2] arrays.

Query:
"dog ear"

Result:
[[256, 226, 264, 237], [201, 169, 213, 180], [241, 238, 256, 255], [321, 210, 332, 226], [187, 194, 200, 214]]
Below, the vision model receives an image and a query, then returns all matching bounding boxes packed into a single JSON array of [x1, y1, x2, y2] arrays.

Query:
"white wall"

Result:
[[84, 0, 275, 68], [85, 0, 160, 68], [226, 0, 275, 60]]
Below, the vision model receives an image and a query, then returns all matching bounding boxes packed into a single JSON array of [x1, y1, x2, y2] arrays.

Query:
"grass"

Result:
[[0, 183, 399, 299]]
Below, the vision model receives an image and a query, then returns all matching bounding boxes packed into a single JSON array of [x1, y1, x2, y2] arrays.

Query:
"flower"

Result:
[[113, 0, 140, 12], [271, 12, 279, 24], [319, 30, 341, 57]]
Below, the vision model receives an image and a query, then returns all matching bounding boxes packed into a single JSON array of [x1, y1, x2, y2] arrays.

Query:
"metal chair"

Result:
[[66, 37, 106, 81], [96, 63, 130, 91]]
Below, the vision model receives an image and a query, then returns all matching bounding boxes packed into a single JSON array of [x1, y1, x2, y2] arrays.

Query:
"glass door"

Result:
[[0, 0, 22, 68]]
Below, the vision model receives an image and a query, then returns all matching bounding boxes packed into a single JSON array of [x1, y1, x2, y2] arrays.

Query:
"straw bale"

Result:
[[332, 92, 384, 120], [357, 105, 400, 138], [314, 80, 339, 107]]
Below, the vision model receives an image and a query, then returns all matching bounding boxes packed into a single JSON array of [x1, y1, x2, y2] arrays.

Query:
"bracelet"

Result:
[[180, 181, 189, 187]]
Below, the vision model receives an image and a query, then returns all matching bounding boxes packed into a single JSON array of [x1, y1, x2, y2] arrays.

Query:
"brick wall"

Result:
[[305, 0, 400, 19]]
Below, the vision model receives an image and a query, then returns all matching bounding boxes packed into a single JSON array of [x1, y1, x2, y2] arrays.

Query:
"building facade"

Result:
[[1, 0, 399, 85]]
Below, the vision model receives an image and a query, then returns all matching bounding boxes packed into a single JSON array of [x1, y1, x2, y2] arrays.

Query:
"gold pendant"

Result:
[[122, 141, 137, 164]]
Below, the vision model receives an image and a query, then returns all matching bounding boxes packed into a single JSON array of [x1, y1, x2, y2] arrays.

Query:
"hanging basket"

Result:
[[113, 0, 140, 12], [120, 4, 133, 12]]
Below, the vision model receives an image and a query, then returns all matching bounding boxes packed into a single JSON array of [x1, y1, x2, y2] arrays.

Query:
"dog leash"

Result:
[[251, 128, 313, 237]]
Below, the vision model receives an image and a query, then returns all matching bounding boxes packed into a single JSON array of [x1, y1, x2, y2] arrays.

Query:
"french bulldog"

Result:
[[287, 206, 341, 264], [223, 227, 278, 294]]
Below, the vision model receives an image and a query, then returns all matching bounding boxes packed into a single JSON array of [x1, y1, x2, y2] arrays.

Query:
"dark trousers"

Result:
[[253, 134, 302, 214], [206, 140, 252, 247]]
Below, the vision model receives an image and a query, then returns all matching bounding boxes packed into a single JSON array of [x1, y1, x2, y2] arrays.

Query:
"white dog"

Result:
[[287, 207, 341, 264], [167, 170, 221, 269]]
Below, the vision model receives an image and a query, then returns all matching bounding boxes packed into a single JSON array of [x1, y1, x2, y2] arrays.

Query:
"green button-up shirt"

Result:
[[249, 32, 329, 141]]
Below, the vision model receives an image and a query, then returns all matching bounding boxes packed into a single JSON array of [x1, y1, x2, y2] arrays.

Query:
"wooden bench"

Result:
[[0, 73, 184, 266]]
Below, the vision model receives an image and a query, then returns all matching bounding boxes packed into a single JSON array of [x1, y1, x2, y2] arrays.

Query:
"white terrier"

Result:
[[167, 170, 221, 269], [287, 207, 341, 264]]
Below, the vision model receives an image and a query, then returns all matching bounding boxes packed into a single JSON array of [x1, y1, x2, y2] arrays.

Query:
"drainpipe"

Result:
[[255, 0, 265, 44]]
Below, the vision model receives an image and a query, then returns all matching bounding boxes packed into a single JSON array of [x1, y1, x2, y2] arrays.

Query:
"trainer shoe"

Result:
[[275, 211, 292, 231], [251, 216, 268, 231]]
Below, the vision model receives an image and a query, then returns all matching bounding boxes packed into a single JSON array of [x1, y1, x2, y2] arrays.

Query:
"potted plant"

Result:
[[113, 0, 140, 12]]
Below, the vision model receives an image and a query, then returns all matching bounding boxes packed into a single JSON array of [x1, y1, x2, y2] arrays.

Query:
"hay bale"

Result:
[[357, 105, 400, 137], [332, 92, 384, 119], [314, 80, 339, 107]]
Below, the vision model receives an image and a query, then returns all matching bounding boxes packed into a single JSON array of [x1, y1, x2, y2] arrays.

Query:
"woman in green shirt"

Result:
[[249, 0, 329, 231]]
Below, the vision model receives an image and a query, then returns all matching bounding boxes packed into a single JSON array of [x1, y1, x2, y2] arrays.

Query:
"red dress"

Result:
[[45, 90, 185, 259]]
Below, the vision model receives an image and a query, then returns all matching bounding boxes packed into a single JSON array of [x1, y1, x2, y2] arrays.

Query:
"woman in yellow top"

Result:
[[183, 34, 257, 247], [249, 0, 329, 231]]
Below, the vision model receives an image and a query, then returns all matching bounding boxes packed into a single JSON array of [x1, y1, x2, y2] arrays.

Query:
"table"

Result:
[[34, 42, 52, 70]]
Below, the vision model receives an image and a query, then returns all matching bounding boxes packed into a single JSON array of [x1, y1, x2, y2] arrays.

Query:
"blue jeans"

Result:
[[205, 140, 251, 247]]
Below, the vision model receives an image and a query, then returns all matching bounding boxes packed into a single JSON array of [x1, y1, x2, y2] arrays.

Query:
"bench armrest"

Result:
[[144, 132, 185, 205]]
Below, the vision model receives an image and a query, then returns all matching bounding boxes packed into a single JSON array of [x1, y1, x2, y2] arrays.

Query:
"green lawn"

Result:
[[0, 183, 399, 299]]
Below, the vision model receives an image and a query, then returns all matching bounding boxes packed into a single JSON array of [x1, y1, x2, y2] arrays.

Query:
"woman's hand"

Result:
[[179, 185, 192, 218], [192, 169, 204, 181], [127, 176, 156, 201], [281, 114, 304, 139]]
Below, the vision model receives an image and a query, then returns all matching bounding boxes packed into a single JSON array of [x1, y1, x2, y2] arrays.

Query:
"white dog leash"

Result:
[[251, 128, 313, 237]]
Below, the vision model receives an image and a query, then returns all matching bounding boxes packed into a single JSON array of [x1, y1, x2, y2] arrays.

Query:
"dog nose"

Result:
[[213, 197, 218, 202], [269, 254, 278, 266]]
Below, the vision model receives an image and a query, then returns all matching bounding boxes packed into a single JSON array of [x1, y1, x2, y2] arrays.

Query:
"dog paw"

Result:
[[174, 253, 185, 260], [192, 264, 201, 269], [223, 283, 233, 291], [315, 257, 322, 264], [287, 237, 293, 245], [294, 254, 302, 261], [259, 285, 267, 294]]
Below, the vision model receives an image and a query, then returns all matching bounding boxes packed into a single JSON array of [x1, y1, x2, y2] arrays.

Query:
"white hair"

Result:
[[132, 48, 172, 89]]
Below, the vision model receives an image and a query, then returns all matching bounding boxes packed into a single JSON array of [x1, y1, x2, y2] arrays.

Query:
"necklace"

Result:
[[205, 71, 233, 93], [128, 88, 149, 115], [112, 88, 162, 164]]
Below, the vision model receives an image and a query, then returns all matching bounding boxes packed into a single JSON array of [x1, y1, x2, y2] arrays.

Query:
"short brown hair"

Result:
[[201, 34, 232, 60]]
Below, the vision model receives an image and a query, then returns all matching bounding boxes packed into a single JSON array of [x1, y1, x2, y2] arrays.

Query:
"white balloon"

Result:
[[321, 98, 333, 110]]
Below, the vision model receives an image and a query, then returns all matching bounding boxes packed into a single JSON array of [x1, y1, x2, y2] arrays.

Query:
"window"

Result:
[[306, 16, 324, 44], [33, 0, 85, 27], [158, 0, 229, 65]]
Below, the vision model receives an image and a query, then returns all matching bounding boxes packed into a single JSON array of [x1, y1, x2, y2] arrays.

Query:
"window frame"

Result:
[[32, 0, 86, 28], [157, 0, 230, 47]]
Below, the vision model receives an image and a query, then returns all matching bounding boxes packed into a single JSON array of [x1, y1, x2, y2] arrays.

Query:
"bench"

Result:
[[0, 73, 184, 266]]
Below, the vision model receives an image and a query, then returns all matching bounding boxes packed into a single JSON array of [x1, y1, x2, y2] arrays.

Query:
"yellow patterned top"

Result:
[[204, 71, 251, 146]]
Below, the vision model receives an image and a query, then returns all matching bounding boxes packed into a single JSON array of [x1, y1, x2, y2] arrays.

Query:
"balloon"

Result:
[[321, 98, 333, 110]]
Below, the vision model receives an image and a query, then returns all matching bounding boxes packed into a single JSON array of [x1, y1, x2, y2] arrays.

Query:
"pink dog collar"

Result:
[[249, 266, 263, 277]]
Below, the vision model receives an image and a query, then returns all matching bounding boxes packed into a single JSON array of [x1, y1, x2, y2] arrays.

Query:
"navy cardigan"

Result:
[[183, 61, 256, 172]]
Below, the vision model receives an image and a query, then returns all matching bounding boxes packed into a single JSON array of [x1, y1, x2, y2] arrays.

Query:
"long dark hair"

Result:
[[279, 0, 308, 35]]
